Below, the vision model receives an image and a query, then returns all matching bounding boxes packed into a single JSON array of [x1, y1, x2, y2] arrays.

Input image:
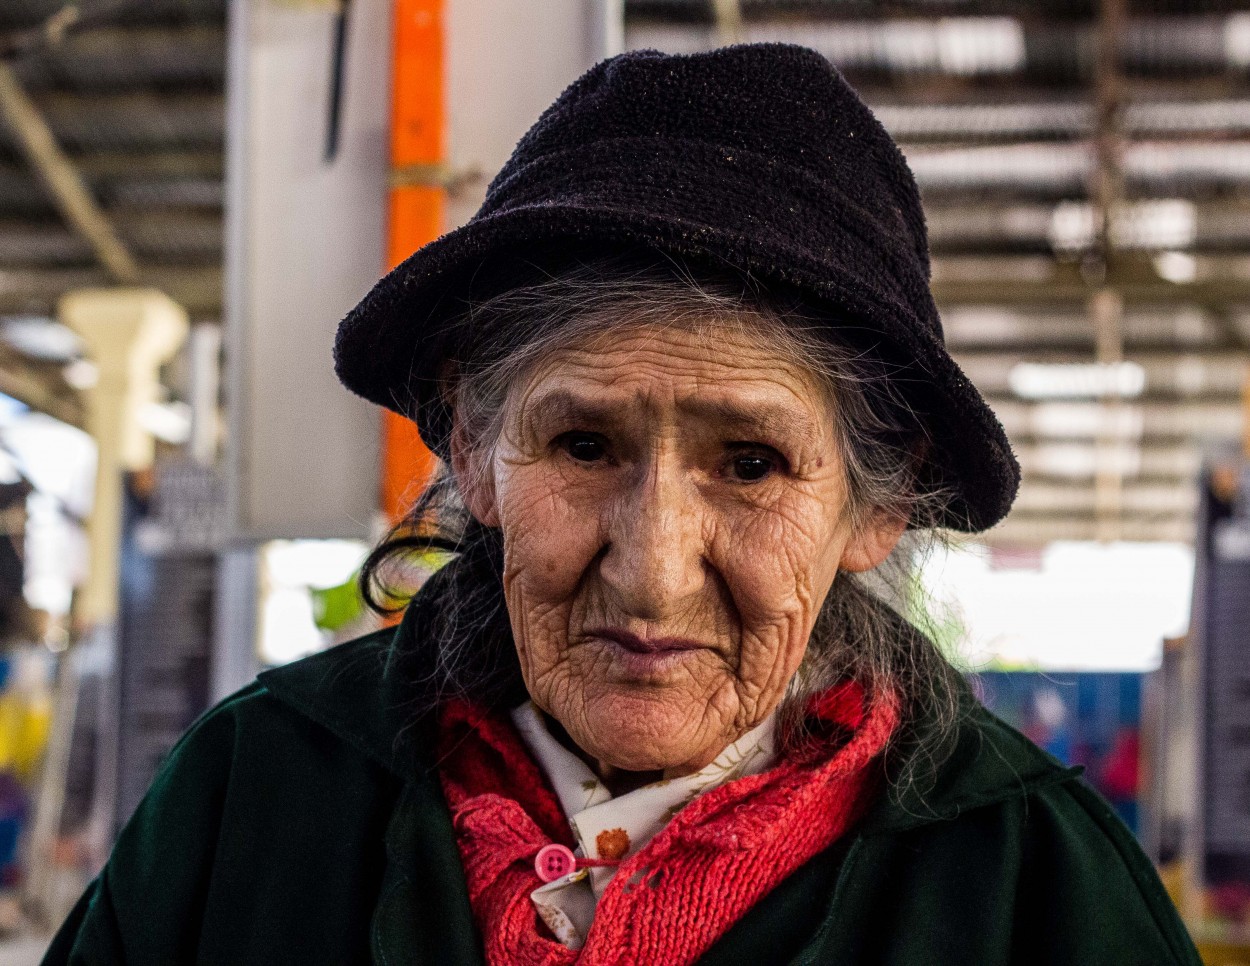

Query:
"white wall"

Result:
[[224, 0, 391, 541], [442, 0, 612, 231]]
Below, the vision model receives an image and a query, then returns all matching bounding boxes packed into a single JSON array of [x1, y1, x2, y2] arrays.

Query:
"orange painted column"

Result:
[[381, 0, 443, 521]]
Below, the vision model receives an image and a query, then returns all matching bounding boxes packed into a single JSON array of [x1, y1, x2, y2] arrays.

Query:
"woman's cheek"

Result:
[[716, 498, 839, 689], [720, 502, 822, 614], [497, 467, 605, 617]]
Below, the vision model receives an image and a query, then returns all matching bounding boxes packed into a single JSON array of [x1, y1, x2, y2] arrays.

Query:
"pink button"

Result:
[[534, 843, 577, 882]]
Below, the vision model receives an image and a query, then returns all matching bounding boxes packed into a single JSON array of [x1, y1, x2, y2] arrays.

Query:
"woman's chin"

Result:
[[568, 691, 723, 775]]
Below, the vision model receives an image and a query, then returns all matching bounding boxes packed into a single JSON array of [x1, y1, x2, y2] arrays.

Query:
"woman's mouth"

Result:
[[587, 627, 711, 679]]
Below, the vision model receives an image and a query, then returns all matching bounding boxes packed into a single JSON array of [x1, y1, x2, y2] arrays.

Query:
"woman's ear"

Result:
[[838, 509, 908, 573], [449, 409, 500, 527]]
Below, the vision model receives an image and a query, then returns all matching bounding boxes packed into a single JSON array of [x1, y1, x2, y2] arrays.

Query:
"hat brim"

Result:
[[335, 201, 1019, 534]]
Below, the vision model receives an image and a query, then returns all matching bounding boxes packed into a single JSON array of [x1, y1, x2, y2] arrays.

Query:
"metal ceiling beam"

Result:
[[0, 153, 224, 212], [0, 265, 221, 314], [926, 199, 1250, 254], [12, 25, 225, 91], [906, 141, 1250, 198], [941, 303, 1240, 352], [871, 99, 1250, 142], [1087, 0, 1130, 541], [0, 62, 139, 283], [629, 0, 1250, 15], [0, 150, 226, 187], [931, 257, 1250, 306], [29, 90, 225, 111], [0, 210, 223, 264], [624, 14, 1250, 81], [13, 91, 225, 153], [933, 275, 1250, 306], [73, 149, 224, 180], [0, 219, 90, 263], [0, 2, 83, 60], [0, 0, 224, 39], [840, 77, 1250, 109]]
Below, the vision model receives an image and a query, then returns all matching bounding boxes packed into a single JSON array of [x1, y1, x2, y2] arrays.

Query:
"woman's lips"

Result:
[[587, 627, 711, 679], [588, 627, 708, 654]]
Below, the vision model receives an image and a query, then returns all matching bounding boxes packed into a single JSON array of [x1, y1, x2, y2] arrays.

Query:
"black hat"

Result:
[[335, 43, 1019, 533]]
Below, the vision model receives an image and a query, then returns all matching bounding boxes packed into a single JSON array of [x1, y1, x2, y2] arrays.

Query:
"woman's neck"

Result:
[[541, 710, 671, 796]]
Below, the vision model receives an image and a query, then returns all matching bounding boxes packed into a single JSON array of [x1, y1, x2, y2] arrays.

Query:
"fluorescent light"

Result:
[[1009, 361, 1147, 400], [1028, 403, 1145, 439], [62, 359, 98, 390], [1023, 443, 1143, 478], [910, 144, 1087, 194], [0, 317, 81, 362], [937, 18, 1027, 75], [740, 18, 1025, 75], [1154, 251, 1198, 284], [138, 401, 193, 444], [1226, 13, 1250, 68], [1049, 199, 1196, 252], [1049, 201, 1094, 252], [1117, 199, 1195, 249]]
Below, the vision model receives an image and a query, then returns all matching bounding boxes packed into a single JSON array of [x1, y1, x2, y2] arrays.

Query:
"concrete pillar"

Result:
[[187, 323, 222, 466], [59, 287, 189, 628], [25, 288, 188, 924]]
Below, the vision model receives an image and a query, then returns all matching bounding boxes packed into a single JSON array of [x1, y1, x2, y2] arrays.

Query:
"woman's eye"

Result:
[[727, 453, 776, 482], [559, 433, 607, 463]]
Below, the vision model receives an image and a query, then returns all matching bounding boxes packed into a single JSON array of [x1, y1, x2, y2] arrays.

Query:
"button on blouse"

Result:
[[510, 701, 777, 949]]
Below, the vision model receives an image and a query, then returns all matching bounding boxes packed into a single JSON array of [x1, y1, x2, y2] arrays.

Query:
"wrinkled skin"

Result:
[[455, 323, 904, 781]]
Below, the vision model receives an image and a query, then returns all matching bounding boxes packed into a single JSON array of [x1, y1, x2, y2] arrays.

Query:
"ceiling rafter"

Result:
[[0, 61, 138, 283]]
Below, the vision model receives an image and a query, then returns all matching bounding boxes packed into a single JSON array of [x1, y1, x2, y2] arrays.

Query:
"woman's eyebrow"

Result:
[[524, 387, 823, 448], [523, 388, 621, 428], [681, 396, 823, 448]]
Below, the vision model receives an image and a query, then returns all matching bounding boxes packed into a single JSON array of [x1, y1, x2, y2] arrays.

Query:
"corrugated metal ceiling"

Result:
[[0, 0, 1244, 544], [625, 1, 1250, 545]]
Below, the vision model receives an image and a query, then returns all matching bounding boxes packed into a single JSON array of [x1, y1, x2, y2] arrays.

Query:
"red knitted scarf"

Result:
[[436, 683, 899, 966]]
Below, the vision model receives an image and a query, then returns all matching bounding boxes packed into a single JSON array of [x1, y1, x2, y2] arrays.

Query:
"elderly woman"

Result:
[[47, 45, 1198, 965]]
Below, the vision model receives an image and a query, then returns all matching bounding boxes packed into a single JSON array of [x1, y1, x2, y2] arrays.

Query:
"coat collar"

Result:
[[258, 615, 433, 780], [259, 594, 1079, 833], [861, 691, 1082, 834]]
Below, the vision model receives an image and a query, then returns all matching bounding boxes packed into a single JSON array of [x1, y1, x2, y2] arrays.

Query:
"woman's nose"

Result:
[[599, 464, 706, 620]]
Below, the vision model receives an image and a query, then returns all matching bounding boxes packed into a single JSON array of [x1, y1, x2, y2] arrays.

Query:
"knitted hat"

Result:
[[334, 43, 1019, 532]]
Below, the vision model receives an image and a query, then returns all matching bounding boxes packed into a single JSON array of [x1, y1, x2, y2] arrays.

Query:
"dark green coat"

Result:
[[44, 619, 1201, 965]]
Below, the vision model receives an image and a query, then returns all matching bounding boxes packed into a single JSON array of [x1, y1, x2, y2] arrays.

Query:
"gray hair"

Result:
[[363, 250, 964, 790]]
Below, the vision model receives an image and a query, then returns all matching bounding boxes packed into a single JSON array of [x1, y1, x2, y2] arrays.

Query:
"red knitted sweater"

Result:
[[437, 683, 899, 966]]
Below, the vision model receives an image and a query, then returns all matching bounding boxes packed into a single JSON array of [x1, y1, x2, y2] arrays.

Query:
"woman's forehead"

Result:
[[513, 323, 834, 435], [537, 321, 818, 387]]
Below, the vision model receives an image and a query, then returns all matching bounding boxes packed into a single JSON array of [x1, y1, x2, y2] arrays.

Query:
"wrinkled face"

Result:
[[457, 322, 903, 775]]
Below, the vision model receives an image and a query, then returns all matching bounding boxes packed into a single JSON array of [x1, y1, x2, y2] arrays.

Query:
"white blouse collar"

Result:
[[510, 701, 777, 949]]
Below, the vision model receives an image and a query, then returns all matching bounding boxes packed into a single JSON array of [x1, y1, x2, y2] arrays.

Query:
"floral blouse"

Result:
[[510, 702, 777, 949]]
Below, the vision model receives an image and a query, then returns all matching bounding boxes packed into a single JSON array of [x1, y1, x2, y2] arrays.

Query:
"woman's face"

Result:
[[458, 322, 904, 775]]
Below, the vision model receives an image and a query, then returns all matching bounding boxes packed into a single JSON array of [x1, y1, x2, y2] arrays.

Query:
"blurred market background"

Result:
[[0, 0, 1244, 961]]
